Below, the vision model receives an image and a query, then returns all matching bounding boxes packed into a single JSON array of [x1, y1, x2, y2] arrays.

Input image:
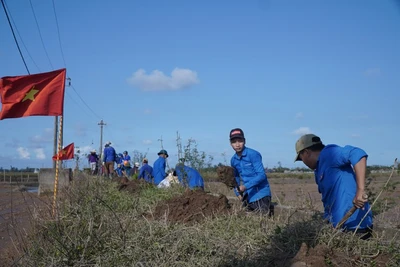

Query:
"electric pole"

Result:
[[98, 120, 106, 156], [176, 131, 183, 162], [158, 135, 164, 149]]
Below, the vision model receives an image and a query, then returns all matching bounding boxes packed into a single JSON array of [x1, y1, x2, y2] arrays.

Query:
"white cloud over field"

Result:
[[17, 147, 30, 159], [127, 68, 199, 91], [34, 148, 46, 159]]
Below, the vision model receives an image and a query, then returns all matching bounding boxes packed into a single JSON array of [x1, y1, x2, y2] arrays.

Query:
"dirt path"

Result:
[[0, 184, 50, 263]]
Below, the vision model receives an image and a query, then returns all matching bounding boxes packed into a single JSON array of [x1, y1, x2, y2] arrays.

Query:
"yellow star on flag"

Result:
[[22, 86, 39, 102], [61, 150, 66, 155]]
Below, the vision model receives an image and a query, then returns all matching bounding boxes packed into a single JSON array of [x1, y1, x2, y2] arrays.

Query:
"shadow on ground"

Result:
[[218, 214, 324, 267]]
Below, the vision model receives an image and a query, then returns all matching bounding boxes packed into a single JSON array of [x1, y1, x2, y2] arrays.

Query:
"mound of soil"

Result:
[[152, 190, 231, 224], [112, 178, 152, 194], [291, 242, 391, 267]]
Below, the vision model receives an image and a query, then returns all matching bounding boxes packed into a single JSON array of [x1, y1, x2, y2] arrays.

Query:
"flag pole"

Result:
[[52, 115, 63, 217], [53, 116, 58, 169]]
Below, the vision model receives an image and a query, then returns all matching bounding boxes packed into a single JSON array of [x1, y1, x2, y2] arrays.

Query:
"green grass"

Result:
[[5, 173, 400, 267]]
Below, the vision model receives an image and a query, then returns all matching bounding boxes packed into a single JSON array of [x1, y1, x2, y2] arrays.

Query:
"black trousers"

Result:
[[242, 195, 273, 217]]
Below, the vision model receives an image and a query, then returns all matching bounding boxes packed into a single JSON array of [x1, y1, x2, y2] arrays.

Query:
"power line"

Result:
[[51, 0, 67, 68], [70, 84, 102, 119], [65, 90, 94, 119], [28, 0, 54, 69], [1, 0, 30, 74], [3, 0, 40, 72]]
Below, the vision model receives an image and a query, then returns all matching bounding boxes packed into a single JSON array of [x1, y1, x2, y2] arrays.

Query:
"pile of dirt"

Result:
[[112, 177, 152, 194], [290, 242, 391, 267], [151, 190, 231, 224], [216, 165, 236, 188]]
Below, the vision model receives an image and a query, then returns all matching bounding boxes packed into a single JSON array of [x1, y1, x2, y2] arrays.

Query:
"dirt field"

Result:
[[0, 184, 51, 263], [0, 174, 399, 263]]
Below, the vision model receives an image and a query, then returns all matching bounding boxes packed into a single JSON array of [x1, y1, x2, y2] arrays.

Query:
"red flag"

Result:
[[52, 143, 74, 161], [0, 68, 66, 120]]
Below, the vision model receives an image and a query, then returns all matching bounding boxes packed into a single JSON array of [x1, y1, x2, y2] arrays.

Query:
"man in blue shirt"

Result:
[[173, 162, 204, 190], [152, 149, 168, 185], [103, 141, 116, 178], [229, 128, 272, 214], [138, 158, 153, 183], [121, 151, 132, 177], [294, 134, 373, 239]]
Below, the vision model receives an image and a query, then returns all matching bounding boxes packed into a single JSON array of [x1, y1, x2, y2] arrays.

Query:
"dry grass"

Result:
[[2, 173, 400, 267]]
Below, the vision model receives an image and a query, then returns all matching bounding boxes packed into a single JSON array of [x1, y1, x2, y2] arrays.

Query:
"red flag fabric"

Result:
[[52, 143, 74, 161], [0, 68, 66, 120]]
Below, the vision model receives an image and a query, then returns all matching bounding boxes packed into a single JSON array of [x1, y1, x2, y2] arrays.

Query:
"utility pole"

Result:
[[158, 135, 164, 149], [176, 131, 183, 162], [98, 120, 106, 156]]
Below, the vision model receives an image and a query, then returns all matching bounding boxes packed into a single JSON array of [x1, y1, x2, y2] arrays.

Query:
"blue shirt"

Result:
[[139, 164, 154, 183], [152, 156, 166, 185], [122, 155, 131, 167], [103, 146, 116, 163], [315, 144, 373, 230], [175, 165, 204, 189], [230, 147, 271, 203]]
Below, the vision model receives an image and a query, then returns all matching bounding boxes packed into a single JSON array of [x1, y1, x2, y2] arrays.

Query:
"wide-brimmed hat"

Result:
[[157, 149, 169, 158]]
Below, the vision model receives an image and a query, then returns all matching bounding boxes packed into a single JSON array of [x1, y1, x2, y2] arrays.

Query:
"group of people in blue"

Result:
[[92, 127, 373, 239], [93, 142, 205, 191], [146, 149, 204, 190]]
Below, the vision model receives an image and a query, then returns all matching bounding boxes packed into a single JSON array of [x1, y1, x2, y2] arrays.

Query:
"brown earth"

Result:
[[0, 184, 51, 265], [151, 189, 231, 224], [291, 242, 392, 267], [1, 174, 399, 265], [112, 177, 154, 194], [216, 165, 237, 188]]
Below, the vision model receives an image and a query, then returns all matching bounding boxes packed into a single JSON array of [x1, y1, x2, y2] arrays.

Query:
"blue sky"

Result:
[[1, 0, 399, 170]]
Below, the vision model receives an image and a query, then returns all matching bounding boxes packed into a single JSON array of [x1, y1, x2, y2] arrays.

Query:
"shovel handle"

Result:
[[336, 206, 357, 229], [336, 194, 368, 229]]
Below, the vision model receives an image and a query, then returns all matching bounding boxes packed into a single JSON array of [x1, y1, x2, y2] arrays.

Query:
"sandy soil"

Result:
[[0, 184, 51, 263]]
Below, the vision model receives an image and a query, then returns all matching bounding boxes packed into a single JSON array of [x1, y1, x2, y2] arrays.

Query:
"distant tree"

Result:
[[132, 150, 146, 165], [183, 138, 213, 170]]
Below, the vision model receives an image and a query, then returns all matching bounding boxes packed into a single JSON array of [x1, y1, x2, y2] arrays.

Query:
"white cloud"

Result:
[[292, 127, 312, 135], [34, 148, 46, 159], [364, 68, 381, 77], [295, 112, 304, 119], [30, 128, 53, 146], [17, 147, 30, 159], [127, 68, 199, 91], [143, 140, 152, 145]]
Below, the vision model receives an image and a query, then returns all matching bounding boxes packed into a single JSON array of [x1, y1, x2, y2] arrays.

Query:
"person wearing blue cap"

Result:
[[152, 149, 168, 185]]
